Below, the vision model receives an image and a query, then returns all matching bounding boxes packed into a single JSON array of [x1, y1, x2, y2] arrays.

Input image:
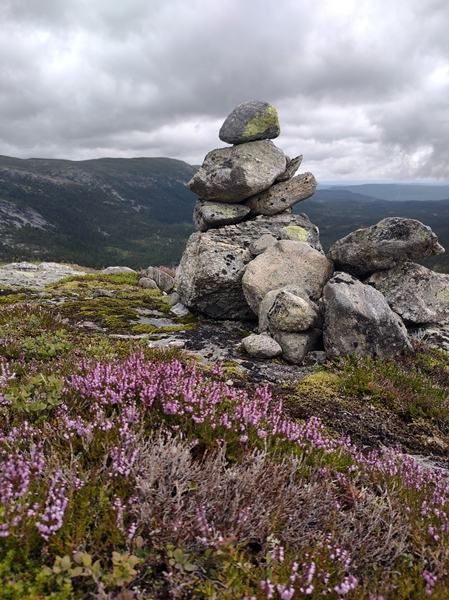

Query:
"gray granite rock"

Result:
[[245, 173, 317, 216], [328, 217, 445, 278], [0, 262, 87, 288], [186, 140, 286, 203], [93, 289, 114, 298], [241, 333, 282, 358], [218, 100, 280, 145], [272, 328, 322, 364], [249, 234, 277, 256], [140, 267, 175, 293], [259, 286, 321, 333], [138, 277, 159, 290], [101, 266, 137, 274], [275, 155, 303, 183], [322, 272, 412, 360], [367, 262, 449, 324], [242, 240, 333, 314], [193, 199, 250, 231], [175, 213, 323, 320], [170, 303, 190, 317], [168, 291, 181, 306]]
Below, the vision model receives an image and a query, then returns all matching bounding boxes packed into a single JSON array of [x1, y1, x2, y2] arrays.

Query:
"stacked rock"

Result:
[[188, 100, 317, 231], [176, 101, 448, 364], [177, 101, 322, 328]]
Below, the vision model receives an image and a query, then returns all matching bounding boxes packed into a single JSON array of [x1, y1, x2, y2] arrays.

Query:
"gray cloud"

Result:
[[1, 0, 448, 180]]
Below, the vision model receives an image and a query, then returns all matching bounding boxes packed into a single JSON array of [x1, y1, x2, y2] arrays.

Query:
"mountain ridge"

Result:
[[1, 154, 448, 272], [0, 155, 198, 269]]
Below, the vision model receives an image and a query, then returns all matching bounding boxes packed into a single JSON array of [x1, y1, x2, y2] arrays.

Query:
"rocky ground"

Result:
[[2, 260, 449, 473], [0, 261, 91, 287], [0, 262, 449, 468]]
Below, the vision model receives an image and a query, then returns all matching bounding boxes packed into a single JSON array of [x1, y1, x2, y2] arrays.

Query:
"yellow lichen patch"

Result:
[[282, 225, 308, 242], [436, 287, 449, 302], [295, 371, 341, 402], [243, 105, 279, 139]]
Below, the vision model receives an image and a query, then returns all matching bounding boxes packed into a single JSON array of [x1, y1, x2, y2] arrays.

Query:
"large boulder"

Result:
[[175, 213, 322, 320], [219, 100, 280, 145], [193, 199, 250, 231], [322, 272, 412, 360], [186, 140, 286, 203], [242, 240, 333, 314], [367, 262, 449, 324], [258, 286, 321, 333], [245, 172, 317, 216], [328, 217, 445, 278]]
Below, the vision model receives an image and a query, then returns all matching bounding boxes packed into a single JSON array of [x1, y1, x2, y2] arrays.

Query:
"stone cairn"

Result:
[[175, 100, 449, 363]]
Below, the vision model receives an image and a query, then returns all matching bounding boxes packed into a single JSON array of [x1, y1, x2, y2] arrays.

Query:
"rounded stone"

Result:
[[138, 277, 158, 289], [219, 100, 280, 145], [140, 267, 175, 293], [242, 240, 334, 314], [241, 333, 282, 358]]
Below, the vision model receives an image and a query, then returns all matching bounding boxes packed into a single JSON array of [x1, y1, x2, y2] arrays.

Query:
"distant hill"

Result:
[[318, 183, 449, 202], [1, 155, 448, 273], [0, 155, 197, 269]]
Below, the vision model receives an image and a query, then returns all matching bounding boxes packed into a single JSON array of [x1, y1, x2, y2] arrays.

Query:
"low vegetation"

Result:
[[1, 274, 449, 598]]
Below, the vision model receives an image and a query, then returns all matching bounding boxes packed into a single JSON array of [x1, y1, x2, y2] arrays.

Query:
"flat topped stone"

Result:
[[101, 266, 137, 274], [193, 199, 250, 231], [245, 172, 317, 216], [241, 333, 282, 358], [219, 100, 280, 145], [187, 140, 286, 203]]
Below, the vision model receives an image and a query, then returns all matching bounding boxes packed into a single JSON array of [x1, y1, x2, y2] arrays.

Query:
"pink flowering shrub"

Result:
[[1, 296, 449, 597]]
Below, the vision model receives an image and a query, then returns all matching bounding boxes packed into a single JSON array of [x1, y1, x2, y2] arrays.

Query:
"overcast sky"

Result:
[[1, 0, 449, 182]]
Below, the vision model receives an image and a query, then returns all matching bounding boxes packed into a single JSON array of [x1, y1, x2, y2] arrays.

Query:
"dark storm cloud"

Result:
[[1, 0, 448, 180]]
